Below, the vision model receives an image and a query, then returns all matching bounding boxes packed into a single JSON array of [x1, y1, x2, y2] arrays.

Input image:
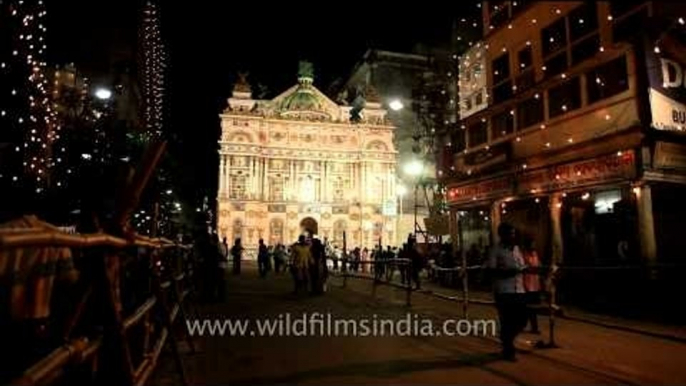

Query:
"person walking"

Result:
[[290, 235, 313, 294], [274, 244, 286, 274], [310, 238, 328, 294], [485, 223, 527, 361], [407, 237, 423, 290], [257, 239, 269, 278], [217, 236, 229, 301], [521, 235, 541, 334], [360, 247, 369, 273], [352, 247, 361, 272], [231, 238, 243, 275], [373, 245, 385, 281]]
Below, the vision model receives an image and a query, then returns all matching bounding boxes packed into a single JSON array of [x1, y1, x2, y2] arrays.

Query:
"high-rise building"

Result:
[[217, 63, 398, 251]]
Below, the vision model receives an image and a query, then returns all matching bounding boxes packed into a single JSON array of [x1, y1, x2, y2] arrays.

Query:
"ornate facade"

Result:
[[217, 65, 398, 251]]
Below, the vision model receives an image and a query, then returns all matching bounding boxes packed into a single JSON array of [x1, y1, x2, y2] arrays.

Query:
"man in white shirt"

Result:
[[485, 222, 527, 361]]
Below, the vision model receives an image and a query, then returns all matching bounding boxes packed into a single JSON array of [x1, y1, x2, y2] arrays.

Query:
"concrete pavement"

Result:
[[151, 265, 686, 385]]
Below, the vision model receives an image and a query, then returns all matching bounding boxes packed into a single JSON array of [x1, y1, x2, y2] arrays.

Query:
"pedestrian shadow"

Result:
[[226, 352, 527, 385]]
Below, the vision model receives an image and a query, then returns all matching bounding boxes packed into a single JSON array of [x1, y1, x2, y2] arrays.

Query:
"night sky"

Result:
[[47, 1, 478, 202]]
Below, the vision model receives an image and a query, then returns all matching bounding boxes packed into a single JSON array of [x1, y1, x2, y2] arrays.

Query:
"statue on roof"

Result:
[[233, 72, 251, 93], [298, 61, 314, 81], [364, 83, 381, 104]]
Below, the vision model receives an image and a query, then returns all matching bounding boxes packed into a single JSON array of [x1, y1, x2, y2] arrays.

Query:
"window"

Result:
[[473, 64, 482, 79], [468, 120, 488, 147], [232, 218, 243, 242], [492, 53, 510, 84], [518, 46, 533, 71], [232, 156, 248, 167], [545, 51, 568, 78], [333, 220, 347, 246], [610, 2, 643, 20], [612, 7, 649, 43], [493, 82, 512, 105], [542, 18, 567, 57], [492, 53, 512, 104], [463, 97, 473, 111], [489, 1, 510, 30], [517, 95, 545, 129], [492, 110, 515, 139], [299, 176, 315, 202], [475, 91, 484, 106], [230, 175, 247, 199], [270, 219, 284, 245], [332, 178, 345, 202], [549, 77, 581, 118], [516, 46, 535, 93], [568, 2, 598, 41], [452, 129, 467, 153], [586, 55, 629, 104], [270, 177, 284, 201], [571, 34, 600, 65], [541, 4, 600, 79], [366, 177, 383, 204]]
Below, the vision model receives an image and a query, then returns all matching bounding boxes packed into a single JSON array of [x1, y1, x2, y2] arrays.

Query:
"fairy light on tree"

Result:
[[139, 0, 167, 138], [0, 0, 56, 201]]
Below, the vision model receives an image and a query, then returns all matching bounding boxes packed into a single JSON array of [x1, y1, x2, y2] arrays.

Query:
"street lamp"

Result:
[[94, 87, 112, 100], [403, 159, 424, 240], [403, 159, 424, 177], [389, 99, 404, 111], [397, 183, 408, 246]]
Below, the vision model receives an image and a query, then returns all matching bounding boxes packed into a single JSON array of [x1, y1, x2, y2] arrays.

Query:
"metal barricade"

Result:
[[0, 227, 196, 386]]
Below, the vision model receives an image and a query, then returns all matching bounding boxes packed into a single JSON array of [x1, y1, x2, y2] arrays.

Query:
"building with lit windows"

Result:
[[440, 2, 686, 270], [217, 64, 398, 252], [458, 42, 488, 119]]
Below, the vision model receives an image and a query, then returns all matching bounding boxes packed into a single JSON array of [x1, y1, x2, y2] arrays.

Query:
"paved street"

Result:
[[152, 264, 686, 385]]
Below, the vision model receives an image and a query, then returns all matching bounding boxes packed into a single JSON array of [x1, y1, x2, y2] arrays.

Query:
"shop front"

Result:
[[447, 150, 639, 267]]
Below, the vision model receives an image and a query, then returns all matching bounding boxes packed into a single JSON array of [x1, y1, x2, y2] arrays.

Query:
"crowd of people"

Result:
[[196, 232, 434, 300], [197, 225, 540, 361]]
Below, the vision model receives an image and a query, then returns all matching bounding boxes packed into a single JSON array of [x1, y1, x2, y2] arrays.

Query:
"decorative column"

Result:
[[227, 155, 232, 195], [219, 155, 226, 196], [322, 160, 328, 202], [360, 161, 367, 204], [549, 193, 564, 265], [388, 165, 395, 200], [349, 162, 355, 200], [636, 185, 657, 264], [226, 156, 232, 198], [289, 160, 296, 201], [262, 158, 268, 201]]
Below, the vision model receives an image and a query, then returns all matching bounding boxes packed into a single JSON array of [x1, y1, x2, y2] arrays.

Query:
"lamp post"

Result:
[[396, 183, 407, 246], [403, 159, 424, 240]]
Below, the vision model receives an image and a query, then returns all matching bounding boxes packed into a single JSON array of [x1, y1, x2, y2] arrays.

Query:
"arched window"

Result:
[[232, 218, 243, 243], [270, 177, 285, 201], [270, 218, 284, 245], [365, 140, 389, 151], [333, 219, 347, 247], [230, 175, 247, 199], [299, 175, 315, 202]]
